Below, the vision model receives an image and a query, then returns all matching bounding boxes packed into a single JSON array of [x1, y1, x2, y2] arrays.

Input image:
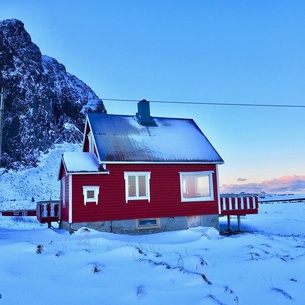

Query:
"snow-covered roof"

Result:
[[87, 113, 224, 164], [0, 200, 36, 212], [62, 152, 100, 172]]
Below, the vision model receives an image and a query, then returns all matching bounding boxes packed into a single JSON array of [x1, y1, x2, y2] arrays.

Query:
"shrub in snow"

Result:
[[92, 263, 104, 273], [136, 285, 146, 299], [93, 265, 100, 273], [36, 244, 43, 254]]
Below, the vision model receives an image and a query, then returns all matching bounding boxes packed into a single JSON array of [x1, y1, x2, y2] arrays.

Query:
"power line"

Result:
[[101, 98, 305, 109], [3, 93, 305, 108]]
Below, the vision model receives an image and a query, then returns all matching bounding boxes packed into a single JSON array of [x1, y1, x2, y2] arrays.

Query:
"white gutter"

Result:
[[216, 164, 221, 215], [68, 175, 73, 224]]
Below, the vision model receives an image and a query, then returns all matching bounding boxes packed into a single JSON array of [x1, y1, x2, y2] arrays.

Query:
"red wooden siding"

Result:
[[83, 123, 99, 156], [2, 210, 36, 216], [68, 163, 219, 223], [59, 163, 65, 180]]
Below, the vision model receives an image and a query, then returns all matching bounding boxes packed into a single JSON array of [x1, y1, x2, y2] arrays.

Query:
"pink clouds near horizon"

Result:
[[237, 178, 247, 182], [220, 174, 305, 194]]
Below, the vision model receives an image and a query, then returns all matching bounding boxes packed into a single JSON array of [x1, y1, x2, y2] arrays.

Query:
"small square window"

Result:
[[83, 186, 100, 205], [87, 190, 95, 199]]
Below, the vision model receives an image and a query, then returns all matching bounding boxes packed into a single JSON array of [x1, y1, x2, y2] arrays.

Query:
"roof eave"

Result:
[[81, 116, 90, 151], [100, 160, 224, 165], [66, 170, 110, 175]]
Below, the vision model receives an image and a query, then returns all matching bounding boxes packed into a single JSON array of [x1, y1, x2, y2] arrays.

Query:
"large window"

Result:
[[124, 172, 151, 202], [82, 186, 100, 205], [180, 171, 214, 202]]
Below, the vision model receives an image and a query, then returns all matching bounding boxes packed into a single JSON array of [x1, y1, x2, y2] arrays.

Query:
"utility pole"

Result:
[[0, 86, 5, 168]]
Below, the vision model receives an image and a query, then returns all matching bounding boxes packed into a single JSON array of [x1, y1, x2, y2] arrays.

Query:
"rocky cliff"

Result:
[[0, 19, 106, 170]]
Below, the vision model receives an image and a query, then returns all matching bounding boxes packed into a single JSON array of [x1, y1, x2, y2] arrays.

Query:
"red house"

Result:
[[58, 100, 224, 233]]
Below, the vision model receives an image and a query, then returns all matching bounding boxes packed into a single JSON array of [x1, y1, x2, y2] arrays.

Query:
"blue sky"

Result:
[[1, 0, 305, 193]]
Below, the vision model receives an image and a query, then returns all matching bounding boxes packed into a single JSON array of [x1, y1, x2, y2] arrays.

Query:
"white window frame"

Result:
[[124, 172, 151, 203], [82, 186, 100, 205], [136, 218, 160, 229], [179, 171, 214, 202]]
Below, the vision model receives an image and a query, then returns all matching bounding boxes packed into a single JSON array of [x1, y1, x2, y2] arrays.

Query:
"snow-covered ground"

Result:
[[1, 145, 305, 304], [0, 202, 304, 305]]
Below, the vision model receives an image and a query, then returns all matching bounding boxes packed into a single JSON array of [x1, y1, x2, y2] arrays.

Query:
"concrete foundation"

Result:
[[60, 214, 219, 234]]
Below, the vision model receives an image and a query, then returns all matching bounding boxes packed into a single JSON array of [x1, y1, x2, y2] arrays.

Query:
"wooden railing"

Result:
[[219, 195, 259, 216], [36, 200, 60, 225]]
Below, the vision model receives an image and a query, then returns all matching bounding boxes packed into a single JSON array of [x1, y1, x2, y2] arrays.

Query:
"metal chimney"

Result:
[[136, 99, 156, 126]]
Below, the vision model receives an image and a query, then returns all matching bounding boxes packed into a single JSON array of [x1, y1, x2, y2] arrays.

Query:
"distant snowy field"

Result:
[[0, 203, 304, 304]]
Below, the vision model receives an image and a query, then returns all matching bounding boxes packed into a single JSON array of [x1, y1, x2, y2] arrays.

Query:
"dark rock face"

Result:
[[0, 19, 106, 169]]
